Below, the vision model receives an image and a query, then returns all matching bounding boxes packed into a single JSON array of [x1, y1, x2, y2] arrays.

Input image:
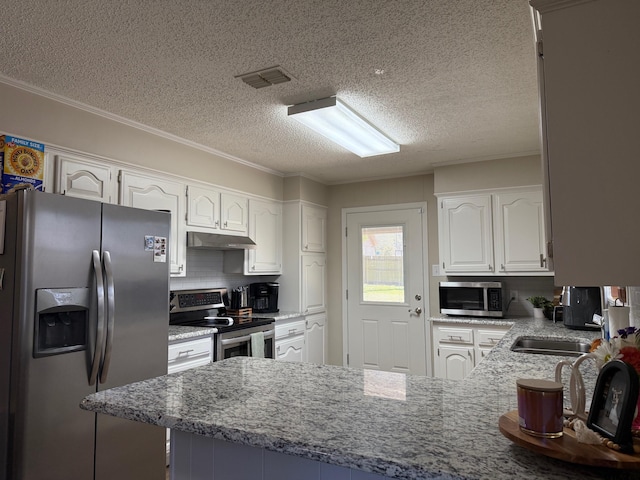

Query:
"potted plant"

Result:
[[527, 296, 552, 319]]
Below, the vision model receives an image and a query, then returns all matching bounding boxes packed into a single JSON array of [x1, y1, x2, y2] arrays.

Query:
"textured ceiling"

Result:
[[0, 0, 540, 184]]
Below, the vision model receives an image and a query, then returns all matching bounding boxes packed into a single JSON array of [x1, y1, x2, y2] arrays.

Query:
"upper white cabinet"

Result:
[[186, 185, 248, 235], [119, 170, 186, 277], [301, 204, 326, 253], [493, 189, 548, 273], [246, 199, 282, 274], [438, 187, 551, 276], [439, 195, 493, 273], [530, 0, 640, 286], [53, 152, 117, 203], [186, 185, 221, 230], [221, 192, 249, 234]]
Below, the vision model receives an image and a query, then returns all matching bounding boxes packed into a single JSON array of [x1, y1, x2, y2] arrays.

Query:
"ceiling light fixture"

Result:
[[287, 97, 400, 157]]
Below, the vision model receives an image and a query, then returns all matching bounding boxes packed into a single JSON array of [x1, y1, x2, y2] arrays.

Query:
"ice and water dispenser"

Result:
[[34, 287, 89, 357]]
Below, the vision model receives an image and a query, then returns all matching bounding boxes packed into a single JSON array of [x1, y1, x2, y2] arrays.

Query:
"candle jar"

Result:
[[517, 378, 564, 438]]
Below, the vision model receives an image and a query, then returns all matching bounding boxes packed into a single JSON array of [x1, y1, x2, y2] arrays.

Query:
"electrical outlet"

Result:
[[431, 264, 441, 277], [511, 290, 518, 301]]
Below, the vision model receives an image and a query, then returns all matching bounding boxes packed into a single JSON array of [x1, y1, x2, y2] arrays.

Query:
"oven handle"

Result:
[[220, 329, 275, 346]]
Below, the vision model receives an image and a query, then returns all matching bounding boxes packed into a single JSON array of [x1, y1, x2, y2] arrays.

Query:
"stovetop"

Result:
[[169, 288, 275, 333]]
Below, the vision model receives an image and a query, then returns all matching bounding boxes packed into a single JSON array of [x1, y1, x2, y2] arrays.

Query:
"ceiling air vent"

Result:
[[236, 66, 293, 89]]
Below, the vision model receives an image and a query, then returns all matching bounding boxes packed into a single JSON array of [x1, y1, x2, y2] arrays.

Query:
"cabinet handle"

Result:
[[251, 265, 255, 270], [224, 221, 228, 227], [215, 220, 219, 227], [448, 335, 464, 342], [304, 244, 308, 250], [177, 349, 194, 357], [179, 264, 184, 271], [489, 264, 493, 271], [500, 264, 505, 271], [540, 254, 546, 268], [468, 350, 472, 358]]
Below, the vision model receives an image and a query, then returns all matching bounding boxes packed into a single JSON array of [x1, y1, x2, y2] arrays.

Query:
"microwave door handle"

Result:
[[99, 251, 116, 384], [220, 329, 275, 346], [483, 289, 489, 311], [89, 250, 106, 386]]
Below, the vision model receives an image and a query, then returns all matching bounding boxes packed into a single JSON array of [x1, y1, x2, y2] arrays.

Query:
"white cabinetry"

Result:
[[53, 151, 117, 203], [167, 334, 213, 463], [301, 204, 327, 253], [305, 313, 327, 365], [280, 202, 328, 315], [119, 170, 186, 276], [186, 185, 248, 235], [530, 0, 640, 286], [438, 187, 550, 275], [275, 318, 306, 362], [439, 195, 493, 273], [432, 323, 509, 380], [246, 199, 282, 274]]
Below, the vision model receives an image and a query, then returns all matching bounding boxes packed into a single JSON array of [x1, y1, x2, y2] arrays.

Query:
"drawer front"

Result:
[[435, 326, 473, 345], [168, 336, 213, 373], [275, 319, 306, 340], [476, 329, 507, 348]]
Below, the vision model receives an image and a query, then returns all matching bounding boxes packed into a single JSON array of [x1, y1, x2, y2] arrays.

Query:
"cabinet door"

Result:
[[434, 345, 474, 380], [439, 195, 494, 273], [301, 254, 326, 314], [275, 335, 305, 362], [119, 171, 186, 276], [220, 192, 248, 234], [305, 313, 326, 365], [247, 199, 282, 274], [186, 185, 221, 230], [301, 204, 326, 252], [494, 190, 548, 272], [55, 154, 115, 203]]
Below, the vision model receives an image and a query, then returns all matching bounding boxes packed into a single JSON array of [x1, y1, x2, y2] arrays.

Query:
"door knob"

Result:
[[408, 307, 422, 316]]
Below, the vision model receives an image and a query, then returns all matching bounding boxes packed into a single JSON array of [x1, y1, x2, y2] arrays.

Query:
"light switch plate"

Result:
[[431, 264, 441, 277]]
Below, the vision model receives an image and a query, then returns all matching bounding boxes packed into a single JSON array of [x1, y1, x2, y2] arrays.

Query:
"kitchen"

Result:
[[2, 0, 640, 479]]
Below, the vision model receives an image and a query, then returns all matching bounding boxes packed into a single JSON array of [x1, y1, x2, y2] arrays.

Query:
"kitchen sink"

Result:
[[511, 337, 592, 357]]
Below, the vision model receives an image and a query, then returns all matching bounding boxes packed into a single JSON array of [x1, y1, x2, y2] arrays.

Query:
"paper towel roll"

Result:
[[608, 306, 630, 336]]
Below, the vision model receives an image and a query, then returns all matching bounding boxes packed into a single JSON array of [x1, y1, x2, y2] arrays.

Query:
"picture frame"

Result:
[[587, 359, 639, 452]]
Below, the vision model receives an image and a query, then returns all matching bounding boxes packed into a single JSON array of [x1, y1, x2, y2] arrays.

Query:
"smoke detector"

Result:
[[235, 66, 293, 89]]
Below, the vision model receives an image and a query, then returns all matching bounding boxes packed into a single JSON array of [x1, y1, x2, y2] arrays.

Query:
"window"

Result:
[[361, 225, 405, 303]]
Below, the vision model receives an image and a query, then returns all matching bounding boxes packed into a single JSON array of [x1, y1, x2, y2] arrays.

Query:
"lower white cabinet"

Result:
[[275, 318, 306, 362], [432, 323, 509, 380], [167, 334, 213, 463], [305, 313, 327, 365]]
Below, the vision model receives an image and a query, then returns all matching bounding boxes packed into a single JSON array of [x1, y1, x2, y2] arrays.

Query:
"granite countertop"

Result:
[[168, 325, 217, 342], [83, 318, 637, 480]]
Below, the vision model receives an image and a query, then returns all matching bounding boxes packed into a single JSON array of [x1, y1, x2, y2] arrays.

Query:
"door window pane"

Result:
[[362, 226, 405, 302]]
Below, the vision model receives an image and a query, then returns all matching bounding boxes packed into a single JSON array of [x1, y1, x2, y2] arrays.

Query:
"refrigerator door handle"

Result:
[[100, 250, 116, 384], [89, 250, 106, 386]]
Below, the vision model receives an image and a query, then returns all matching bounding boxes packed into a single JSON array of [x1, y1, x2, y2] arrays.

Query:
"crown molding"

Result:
[[529, 0, 596, 14], [0, 74, 284, 178]]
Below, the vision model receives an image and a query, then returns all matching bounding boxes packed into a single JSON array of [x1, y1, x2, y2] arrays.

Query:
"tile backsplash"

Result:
[[169, 248, 279, 291]]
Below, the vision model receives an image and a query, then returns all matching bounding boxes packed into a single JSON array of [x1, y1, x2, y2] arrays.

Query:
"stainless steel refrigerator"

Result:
[[0, 189, 170, 480]]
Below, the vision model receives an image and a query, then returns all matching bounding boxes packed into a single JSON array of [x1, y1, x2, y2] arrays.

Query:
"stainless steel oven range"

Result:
[[169, 288, 275, 361]]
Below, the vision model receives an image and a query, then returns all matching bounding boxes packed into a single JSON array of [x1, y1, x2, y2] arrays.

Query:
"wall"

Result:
[[283, 175, 328, 205], [326, 175, 438, 366], [434, 155, 542, 194], [0, 82, 283, 200]]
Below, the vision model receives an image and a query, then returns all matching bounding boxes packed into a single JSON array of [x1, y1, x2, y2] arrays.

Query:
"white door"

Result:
[[345, 206, 428, 375]]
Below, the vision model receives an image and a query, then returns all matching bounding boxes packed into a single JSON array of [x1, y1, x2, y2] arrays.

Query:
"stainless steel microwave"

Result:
[[439, 281, 505, 318]]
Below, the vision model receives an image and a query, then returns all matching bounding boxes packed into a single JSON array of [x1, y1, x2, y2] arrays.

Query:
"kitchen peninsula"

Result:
[[81, 318, 636, 480]]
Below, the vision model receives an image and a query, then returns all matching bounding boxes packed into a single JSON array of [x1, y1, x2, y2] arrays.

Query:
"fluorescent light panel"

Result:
[[288, 97, 399, 157]]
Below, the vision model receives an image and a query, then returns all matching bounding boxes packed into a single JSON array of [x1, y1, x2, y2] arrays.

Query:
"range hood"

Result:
[[187, 231, 256, 250]]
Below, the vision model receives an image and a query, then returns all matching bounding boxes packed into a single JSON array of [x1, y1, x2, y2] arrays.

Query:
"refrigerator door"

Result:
[[2, 191, 101, 480], [93, 203, 169, 480]]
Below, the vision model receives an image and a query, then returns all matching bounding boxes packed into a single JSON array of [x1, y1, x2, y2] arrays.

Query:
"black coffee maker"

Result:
[[562, 286, 602, 330], [249, 282, 279, 313]]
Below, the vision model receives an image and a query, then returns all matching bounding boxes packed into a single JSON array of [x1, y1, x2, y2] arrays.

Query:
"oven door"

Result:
[[216, 325, 275, 361]]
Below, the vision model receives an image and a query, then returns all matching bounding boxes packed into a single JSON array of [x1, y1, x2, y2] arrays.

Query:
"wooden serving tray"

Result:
[[499, 410, 640, 469]]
